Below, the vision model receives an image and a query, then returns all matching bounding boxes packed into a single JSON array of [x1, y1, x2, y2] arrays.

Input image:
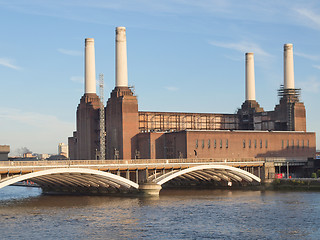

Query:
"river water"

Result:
[[0, 186, 319, 240]]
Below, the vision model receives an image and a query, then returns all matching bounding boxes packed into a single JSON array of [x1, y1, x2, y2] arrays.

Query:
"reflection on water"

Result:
[[1, 186, 320, 239]]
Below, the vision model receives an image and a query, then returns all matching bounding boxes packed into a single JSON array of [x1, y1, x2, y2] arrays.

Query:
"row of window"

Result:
[[195, 139, 311, 150], [195, 139, 268, 149], [243, 139, 267, 148], [195, 139, 228, 149], [281, 140, 309, 149]]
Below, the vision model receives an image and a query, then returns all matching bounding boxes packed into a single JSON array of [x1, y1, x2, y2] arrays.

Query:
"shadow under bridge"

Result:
[[149, 165, 261, 187], [0, 168, 139, 194]]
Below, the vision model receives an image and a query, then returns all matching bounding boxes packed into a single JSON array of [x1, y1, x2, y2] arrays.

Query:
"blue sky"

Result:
[[0, 0, 319, 155]]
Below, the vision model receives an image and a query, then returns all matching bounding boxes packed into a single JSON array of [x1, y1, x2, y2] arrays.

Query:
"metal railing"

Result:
[[0, 157, 266, 167]]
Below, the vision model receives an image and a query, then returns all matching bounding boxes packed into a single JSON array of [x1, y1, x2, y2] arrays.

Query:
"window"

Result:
[[260, 140, 262, 148], [265, 140, 268, 148], [254, 140, 257, 148], [226, 139, 229, 148], [282, 140, 284, 149], [243, 140, 246, 148], [287, 140, 289, 149], [214, 139, 217, 148], [302, 140, 304, 148], [220, 139, 223, 148], [208, 139, 211, 149], [297, 140, 299, 148], [249, 140, 251, 148], [195, 139, 198, 149], [202, 140, 205, 149], [292, 140, 294, 149], [307, 140, 310, 148]]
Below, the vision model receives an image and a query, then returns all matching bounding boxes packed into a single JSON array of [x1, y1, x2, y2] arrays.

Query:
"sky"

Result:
[[0, 0, 319, 155]]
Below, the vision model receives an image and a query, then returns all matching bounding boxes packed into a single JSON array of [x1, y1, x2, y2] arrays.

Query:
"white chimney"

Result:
[[85, 38, 96, 94], [115, 27, 128, 87], [245, 52, 256, 101], [284, 43, 295, 89]]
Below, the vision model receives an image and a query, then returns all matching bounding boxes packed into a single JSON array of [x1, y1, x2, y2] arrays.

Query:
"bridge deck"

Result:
[[0, 158, 265, 174], [0, 158, 265, 194]]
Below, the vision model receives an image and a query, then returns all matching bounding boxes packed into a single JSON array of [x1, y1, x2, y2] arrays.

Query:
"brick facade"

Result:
[[136, 130, 316, 160], [106, 87, 139, 160]]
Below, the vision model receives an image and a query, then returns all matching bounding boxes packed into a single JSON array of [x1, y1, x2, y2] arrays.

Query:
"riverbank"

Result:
[[263, 178, 320, 191]]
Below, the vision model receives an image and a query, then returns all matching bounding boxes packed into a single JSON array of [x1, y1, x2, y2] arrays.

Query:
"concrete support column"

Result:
[[245, 53, 256, 101], [139, 183, 162, 196], [145, 167, 149, 181], [85, 38, 96, 94], [126, 169, 130, 179], [136, 169, 139, 184], [284, 43, 295, 89], [263, 162, 275, 180], [115, 27, 128, 87]]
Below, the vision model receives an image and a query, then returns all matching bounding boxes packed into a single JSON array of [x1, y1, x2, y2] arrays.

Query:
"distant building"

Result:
[[23, 152, 33, 158], [69, 28, 316, 163], [39, 153, 50, 160], [58, 143, 68, 158], [47, 154, 68, 160], [0, 145, 10, 161]]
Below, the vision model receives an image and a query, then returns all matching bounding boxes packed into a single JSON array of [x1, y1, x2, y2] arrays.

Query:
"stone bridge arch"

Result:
[[0, 168, 139, 194], [153, 165, 261, 186]]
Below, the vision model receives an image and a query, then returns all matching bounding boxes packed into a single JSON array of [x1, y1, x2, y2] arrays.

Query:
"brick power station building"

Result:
[[68, 27, 316, 166]]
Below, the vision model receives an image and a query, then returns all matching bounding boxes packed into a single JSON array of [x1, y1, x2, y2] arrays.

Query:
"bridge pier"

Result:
[[136, 169, 139, 183], [126, 169, 130, 179], [138, 183, 162, 196]]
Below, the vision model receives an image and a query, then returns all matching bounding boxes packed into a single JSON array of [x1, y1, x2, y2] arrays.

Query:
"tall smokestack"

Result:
[[284, 43, 295, 89], [85, 38, 96, 94], [245, 52, 256, 101], [115, 27, 128, 87]]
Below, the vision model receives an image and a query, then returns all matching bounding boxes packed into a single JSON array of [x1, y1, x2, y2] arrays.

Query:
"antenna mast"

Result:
[[99, 73, 106, 160]]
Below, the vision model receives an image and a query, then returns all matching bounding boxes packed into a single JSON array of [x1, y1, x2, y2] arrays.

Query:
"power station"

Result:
[[68, 27, 316, 167]]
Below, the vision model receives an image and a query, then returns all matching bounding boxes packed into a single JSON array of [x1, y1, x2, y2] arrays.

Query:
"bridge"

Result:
[[0, 158, 268, 195]]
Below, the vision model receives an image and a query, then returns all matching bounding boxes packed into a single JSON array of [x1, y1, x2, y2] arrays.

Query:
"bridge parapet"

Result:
[[0, 157, 266, 168]]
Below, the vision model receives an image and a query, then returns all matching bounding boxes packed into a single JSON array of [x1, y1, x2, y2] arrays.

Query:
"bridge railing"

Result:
[[0, 158, 266, 167]]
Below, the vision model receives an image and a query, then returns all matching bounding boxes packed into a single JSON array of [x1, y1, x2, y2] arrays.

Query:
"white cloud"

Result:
[[0, 58, 21, 70], [71, 76, 84, 83], [0, 108, 72, 130], [299, 77, 320, 93], [313, 65, 320, 70], [58, 48, 82, 56], [0, 108, 74, 154], [294, 7, 320, 30], [165, 86, 179, 91], [223, 55, 242, 62], [209, 41, 271, 57], [295, 51, 319, 61]]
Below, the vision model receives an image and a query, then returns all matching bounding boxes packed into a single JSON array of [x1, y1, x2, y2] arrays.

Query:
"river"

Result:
[[0, 186, 319, 239]]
